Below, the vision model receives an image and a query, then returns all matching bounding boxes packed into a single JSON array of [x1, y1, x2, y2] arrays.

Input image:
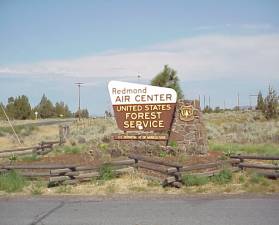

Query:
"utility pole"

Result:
[[223, 100, 226, 110], [137, 74, 141, 83], [208, 96, 211, 109], [203, 95, 206, 110], [75, 82, 84, 121]]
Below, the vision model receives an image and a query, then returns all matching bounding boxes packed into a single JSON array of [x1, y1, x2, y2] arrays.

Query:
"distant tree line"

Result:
[[202, 86, 278, 120], [0, 94, 89, 120]]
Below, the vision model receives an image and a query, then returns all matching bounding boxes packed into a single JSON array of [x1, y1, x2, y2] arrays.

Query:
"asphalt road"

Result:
[[0, 195, 278, 225]]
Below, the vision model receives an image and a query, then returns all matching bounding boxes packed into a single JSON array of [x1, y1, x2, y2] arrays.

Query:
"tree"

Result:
[[263, 86, 278, 119], [55, 102, 72, 118], [75, 109, 89, 118], [203, 105, 213, 113], [0, 103, 6, 120], [13, 95, 32, 119], [5, 97, 16, 119], [35, 94, 55, 119], [151, 65, 184, 99], [256, 91, 265, 111]]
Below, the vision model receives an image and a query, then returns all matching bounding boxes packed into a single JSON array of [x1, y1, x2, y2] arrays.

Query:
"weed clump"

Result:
[[99, 165, 116, 181], [0, 170, 27, 193], [211, 169, 232, 185], [182, 175, 209, 186]]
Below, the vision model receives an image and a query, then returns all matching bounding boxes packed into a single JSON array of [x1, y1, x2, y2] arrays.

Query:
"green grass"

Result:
[[168, 140, 178, 148], [0, 170, 27, 193], [181, 174, 209, 186], [210, 169, 232, 185], [209, 142, 279, 156], [249, 173, 270, 185], [99, 165, 116, 181], [0, 125, 37, 137], [19, 154, 40, 162], [54, 145, 85, 154]]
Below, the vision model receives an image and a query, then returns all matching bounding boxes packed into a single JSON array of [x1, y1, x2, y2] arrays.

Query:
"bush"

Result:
[[211, 169, 232, 185], [182, 174, 209, 186], [0, 170, 27, 193], [99, 165, 116, 181], [263, 86, 278, 119]]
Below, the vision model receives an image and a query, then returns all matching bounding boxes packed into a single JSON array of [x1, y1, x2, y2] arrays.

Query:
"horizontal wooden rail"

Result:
[[0, 146, 36, 153], [19, 172, 51, 177], [181, 162, 222, 172], [231, 155, 279, 160], [0, 164, 77, 170], [257, 171, 279, 179], [238, 163, 279, 170], [0, 149, 34, 157], [135, 161, 177, 174], [129, 154, 182, 168], [49, 167, 134, 183]]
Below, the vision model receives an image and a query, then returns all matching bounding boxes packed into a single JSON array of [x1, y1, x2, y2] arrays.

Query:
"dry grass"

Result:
[[1, 170, 277, 196], [0, 125, 59, 151], [204, 111, 279, 144]]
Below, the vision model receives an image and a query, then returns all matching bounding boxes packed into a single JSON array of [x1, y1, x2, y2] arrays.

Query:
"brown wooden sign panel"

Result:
[[113, 103, 176, 131], [108, 81, 177, 132]]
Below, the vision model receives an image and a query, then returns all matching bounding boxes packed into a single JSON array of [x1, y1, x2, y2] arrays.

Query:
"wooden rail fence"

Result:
[[129, 154, 240, 188], [0, 140, 64, 158], [1, 154, 277, 189], [230, 155, 279, 179]]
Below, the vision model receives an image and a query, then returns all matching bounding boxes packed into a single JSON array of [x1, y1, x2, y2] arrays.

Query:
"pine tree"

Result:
[[151, 65, 184, 99], [264, 86, 278, 119], [6, 97, 16, 119], [55, 102, 72, 118], [36, 94, 55, 118], [13, 95, 32, 119], [256, 91, 265, 111]]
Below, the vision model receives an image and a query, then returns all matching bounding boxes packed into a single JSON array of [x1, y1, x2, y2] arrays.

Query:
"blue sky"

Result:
[[0, 0, 279, 115]]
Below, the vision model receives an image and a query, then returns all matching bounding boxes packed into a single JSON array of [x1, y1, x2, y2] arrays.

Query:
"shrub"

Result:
[[182, 174, 209, 186], [263, 86, 278, 119], [211, 169, 232, 185], [0, 170, 27, 193], [99, 165, 116, 181]]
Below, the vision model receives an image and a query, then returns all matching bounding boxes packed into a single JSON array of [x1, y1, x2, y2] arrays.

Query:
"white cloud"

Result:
[[1, 34, 279, 81]]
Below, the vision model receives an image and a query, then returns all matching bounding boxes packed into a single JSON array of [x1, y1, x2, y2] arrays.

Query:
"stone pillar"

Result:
[[168, 99, 208, 154]]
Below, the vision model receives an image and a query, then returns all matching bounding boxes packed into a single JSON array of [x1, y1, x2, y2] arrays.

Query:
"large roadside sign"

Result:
[[108, 81, 177, 132]]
